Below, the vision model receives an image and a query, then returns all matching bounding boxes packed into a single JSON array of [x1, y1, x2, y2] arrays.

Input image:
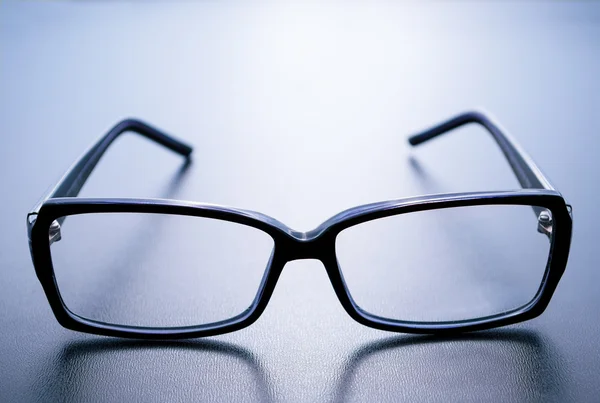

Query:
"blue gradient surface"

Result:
[[1, 2, 599, 402]]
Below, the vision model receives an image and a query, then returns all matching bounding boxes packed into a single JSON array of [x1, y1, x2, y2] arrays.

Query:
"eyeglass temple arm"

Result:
[[408, 111, 554, 191], [408, 110, 556, 235], [28, 119, 192, 219]]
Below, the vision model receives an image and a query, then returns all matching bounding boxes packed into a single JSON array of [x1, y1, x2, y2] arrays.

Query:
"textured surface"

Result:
[[1, 2, 599, 402]]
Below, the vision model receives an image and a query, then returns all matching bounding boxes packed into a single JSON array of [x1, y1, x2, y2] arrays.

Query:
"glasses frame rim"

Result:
[[30, 189, 572, 340]]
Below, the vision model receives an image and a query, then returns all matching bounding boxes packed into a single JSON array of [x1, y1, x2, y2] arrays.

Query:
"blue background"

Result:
[[1, 2, 599, 402]]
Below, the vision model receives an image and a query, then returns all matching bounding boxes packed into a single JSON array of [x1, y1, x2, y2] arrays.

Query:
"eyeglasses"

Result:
[[27, 111, 572, 339]]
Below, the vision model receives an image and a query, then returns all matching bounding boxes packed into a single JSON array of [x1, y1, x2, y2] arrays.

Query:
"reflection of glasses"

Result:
[[27, 111, 572, 339]]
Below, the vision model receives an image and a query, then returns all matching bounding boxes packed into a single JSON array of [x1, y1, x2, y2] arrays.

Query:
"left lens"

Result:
[[335, 204, 552, 323], [49, 212, 274, 328]]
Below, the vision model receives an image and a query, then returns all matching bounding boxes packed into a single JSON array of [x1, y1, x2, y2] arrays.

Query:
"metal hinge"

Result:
[[49, 220, 62, 244], [537, 210, 553, 238]]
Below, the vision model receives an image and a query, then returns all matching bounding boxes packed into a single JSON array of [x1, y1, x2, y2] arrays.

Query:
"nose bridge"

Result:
[[284, 230, 327, 261]]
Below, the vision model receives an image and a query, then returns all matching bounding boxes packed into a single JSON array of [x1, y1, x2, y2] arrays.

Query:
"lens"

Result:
[[336, 204, 552, 323], [49, 213, 274, 328]]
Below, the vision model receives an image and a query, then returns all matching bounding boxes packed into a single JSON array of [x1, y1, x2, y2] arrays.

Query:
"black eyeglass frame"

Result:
[[27, 111, 573, 339]]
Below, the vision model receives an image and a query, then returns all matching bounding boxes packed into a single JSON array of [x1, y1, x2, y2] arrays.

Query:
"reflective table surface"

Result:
[[1, 2, 599, 402]]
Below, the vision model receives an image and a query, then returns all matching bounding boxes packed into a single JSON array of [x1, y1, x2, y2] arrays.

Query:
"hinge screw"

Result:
[[538, 210, 552, 224]]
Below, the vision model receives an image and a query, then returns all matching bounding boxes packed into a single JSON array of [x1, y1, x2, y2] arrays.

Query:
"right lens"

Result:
[[336, 204, 552, 323], [49, 212, 274, 328]]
